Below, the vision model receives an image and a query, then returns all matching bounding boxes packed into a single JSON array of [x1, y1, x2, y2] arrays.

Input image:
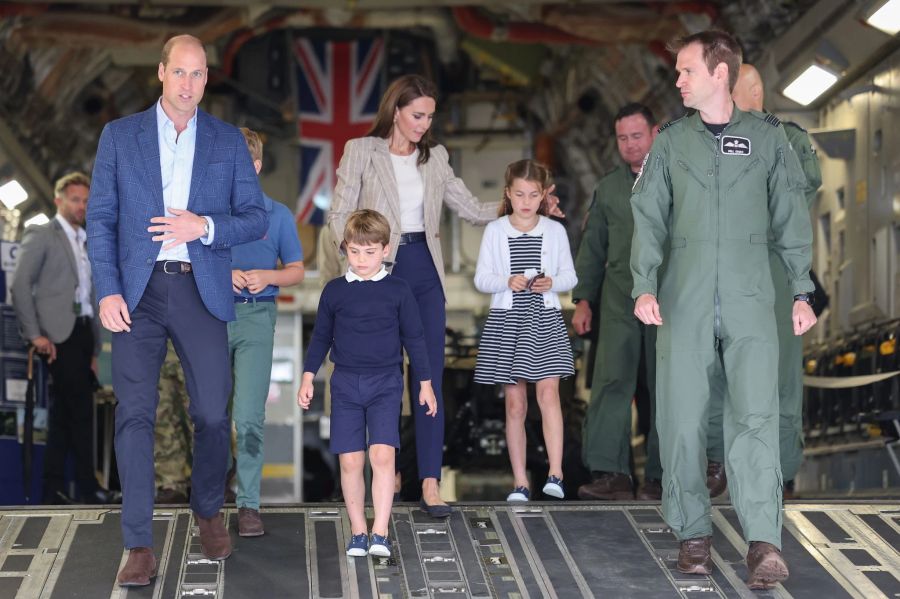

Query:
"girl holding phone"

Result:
[[473, 159, 577, 501]]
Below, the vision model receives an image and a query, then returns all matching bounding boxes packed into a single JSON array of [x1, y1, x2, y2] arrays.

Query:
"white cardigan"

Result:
[[474, 216, 578, 310]]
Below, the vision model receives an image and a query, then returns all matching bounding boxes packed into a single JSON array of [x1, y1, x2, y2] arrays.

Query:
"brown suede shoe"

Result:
[[117, 547, 157, 587], [238, 507, 265, 537], [577, 472, 633, 500], [636, 478, 662, 500], [195, 512, 232, 560], [707, 461, 727, 498], [746, 541, 789, 589], [677, 536, 713, 575]]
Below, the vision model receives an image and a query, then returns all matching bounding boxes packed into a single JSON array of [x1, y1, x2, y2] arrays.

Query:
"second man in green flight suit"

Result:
[[573, 103, 663, 501]]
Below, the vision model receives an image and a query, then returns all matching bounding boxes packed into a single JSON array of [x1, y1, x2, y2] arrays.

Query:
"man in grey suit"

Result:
[[11, 172, 105, 504]]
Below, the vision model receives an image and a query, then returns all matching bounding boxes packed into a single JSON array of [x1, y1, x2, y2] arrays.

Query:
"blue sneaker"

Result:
[[507, 486, 530, 502], [543, 475, 565, 499], [368, 533, 392, 557], [346, 533, 369, 557]]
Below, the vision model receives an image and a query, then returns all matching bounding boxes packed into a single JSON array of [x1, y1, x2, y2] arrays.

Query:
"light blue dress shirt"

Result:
[[155, 99, 214, 262]]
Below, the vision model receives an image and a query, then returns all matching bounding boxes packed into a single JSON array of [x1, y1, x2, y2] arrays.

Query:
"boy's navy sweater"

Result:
[[303, 275, 432, 381]]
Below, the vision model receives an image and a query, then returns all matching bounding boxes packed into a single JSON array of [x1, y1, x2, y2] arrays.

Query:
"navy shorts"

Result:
[[329, 369, 403, 454]]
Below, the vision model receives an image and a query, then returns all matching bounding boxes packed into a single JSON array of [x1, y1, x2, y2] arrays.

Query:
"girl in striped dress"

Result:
[[473, 159, 577, 501]]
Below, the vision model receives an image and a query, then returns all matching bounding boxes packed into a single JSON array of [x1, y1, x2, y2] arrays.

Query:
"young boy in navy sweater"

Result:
[[298, 209, 437, 558]]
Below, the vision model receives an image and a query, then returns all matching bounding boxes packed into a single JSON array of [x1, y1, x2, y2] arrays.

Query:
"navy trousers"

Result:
[[112, 268, 231, 548], [391, 241, 446, 480]]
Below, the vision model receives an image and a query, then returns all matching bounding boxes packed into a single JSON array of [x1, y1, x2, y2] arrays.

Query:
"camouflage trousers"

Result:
[[154, 346, 192, 495]]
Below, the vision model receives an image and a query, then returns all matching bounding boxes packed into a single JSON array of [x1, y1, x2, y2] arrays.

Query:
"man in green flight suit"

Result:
[[573, 103, 663, 501], [706, 63, 823, 498], [630, 30, 817, 589]]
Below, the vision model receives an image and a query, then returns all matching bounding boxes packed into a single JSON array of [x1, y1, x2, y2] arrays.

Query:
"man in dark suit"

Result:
[[11, 172, 104, 505], [87, 34, 267, 587]]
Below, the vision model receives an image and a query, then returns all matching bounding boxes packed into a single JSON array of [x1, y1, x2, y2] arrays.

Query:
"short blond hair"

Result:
[[240, 127, 263, 163], [54, 172, 90, 199], [344, 209, 390, 247]]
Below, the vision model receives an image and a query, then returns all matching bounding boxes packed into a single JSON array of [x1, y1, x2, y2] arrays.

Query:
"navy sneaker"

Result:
[[543, 475, 565, 499], [507, 486, 530, 502], [369, 533, 392, 557], [346, 533, 369, 557]]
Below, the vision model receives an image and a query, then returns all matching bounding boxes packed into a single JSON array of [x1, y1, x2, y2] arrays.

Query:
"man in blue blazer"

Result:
[[87, 34, 267, 587]]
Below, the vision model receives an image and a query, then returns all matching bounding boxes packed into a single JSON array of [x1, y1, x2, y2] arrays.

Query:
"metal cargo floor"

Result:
[[0, 502, 897, 598]]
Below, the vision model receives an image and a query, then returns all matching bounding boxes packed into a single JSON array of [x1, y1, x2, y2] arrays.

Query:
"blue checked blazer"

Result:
[[87, 105, 267, 322]]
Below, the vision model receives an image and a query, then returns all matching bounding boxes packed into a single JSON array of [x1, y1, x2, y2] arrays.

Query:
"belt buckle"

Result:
[[162, 260, 179, 274], [239, 297, 250, 304]]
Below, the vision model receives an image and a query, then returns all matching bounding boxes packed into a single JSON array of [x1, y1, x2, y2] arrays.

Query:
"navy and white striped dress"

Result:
[[474, 233, 575, 384]]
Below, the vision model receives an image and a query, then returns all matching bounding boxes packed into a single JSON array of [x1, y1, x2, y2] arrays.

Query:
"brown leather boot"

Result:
[[238, 507, 265, 537], [117, 547, 157, 587], [677, 536, 713, 575], [577, 472, 633, 500], [706, 461, 727, 498], [746, 541, 789, 589], [195, 512, 232, 560], [636, 478, 662, 500]]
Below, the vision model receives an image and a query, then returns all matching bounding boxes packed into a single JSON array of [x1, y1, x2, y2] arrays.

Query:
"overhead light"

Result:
[[782, 65, 840, 106], [23, 213, 49, 228], [866, 0, 900, 35], [0, 180, 28, 210]]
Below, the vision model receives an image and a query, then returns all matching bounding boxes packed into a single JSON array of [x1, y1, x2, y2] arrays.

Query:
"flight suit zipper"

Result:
[[713, 128, 722, 344]]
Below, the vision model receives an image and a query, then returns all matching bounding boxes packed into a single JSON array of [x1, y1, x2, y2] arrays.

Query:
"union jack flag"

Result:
[[293, 37, 385, 225]]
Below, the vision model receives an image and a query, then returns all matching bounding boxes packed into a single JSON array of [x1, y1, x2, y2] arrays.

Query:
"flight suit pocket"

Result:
[[672, 160, 709, 236], [750, 234, 766, 245]]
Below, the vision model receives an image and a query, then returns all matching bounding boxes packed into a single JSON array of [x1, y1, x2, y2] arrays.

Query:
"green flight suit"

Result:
[[707, 121, 821, 482], [630, 108, 813, 548], [575, 164, 662, 480]]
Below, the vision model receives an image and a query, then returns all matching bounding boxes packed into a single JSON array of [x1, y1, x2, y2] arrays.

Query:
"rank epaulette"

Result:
[[763, 113, 781, 127], [657, 115, 685, 134]]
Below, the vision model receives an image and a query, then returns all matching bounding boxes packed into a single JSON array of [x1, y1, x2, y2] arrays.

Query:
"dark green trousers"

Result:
[[582, 307, 662, 480]]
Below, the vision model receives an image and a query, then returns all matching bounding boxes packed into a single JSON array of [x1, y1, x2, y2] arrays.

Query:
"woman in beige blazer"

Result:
[[329, 75, 498, 517]]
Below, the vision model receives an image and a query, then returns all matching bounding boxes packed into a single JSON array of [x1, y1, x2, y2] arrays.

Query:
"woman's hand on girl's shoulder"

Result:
[[545, 184, 566, 219]]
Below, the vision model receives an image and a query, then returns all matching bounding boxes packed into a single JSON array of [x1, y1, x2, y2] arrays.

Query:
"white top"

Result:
[[345, 265, 388, 282], [55, 214, 94, 317], [389, 149, 425, 233], [474, 215, 577, 310]]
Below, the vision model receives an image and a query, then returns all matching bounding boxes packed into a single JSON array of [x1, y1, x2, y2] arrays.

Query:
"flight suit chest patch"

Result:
[[721, 135, 751, 156]]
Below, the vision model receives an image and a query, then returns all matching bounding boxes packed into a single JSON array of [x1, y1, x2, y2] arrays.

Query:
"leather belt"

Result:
[[234, 296, 276, 304], [398, 231, 426, 245], [154, 260, 192, 274]]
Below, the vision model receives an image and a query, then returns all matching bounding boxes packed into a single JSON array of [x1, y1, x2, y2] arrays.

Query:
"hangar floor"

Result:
[[0, 502, 897, 598]]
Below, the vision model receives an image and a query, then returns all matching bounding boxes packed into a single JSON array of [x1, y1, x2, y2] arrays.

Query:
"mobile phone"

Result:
[[526, 272, 545, 290]]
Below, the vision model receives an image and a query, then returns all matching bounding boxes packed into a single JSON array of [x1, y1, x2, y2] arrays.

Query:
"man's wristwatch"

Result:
[[793, 293, 813, 306], [202, 220, 209, 237]]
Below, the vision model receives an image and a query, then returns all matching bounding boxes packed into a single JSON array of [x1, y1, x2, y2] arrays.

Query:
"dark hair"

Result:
[[667, 30, 743, 92], [344, 209, 391, 247], [614, 103, 655, 129], [367, 75, 438, 166], [499, 159, 552, 217]]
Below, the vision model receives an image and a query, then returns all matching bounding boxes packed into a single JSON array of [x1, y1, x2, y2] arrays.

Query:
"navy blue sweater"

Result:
[[303, 275, 432, 381]]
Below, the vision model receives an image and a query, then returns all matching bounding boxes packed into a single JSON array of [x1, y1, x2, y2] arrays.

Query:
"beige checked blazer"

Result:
[[329, 136, 499, 291]]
